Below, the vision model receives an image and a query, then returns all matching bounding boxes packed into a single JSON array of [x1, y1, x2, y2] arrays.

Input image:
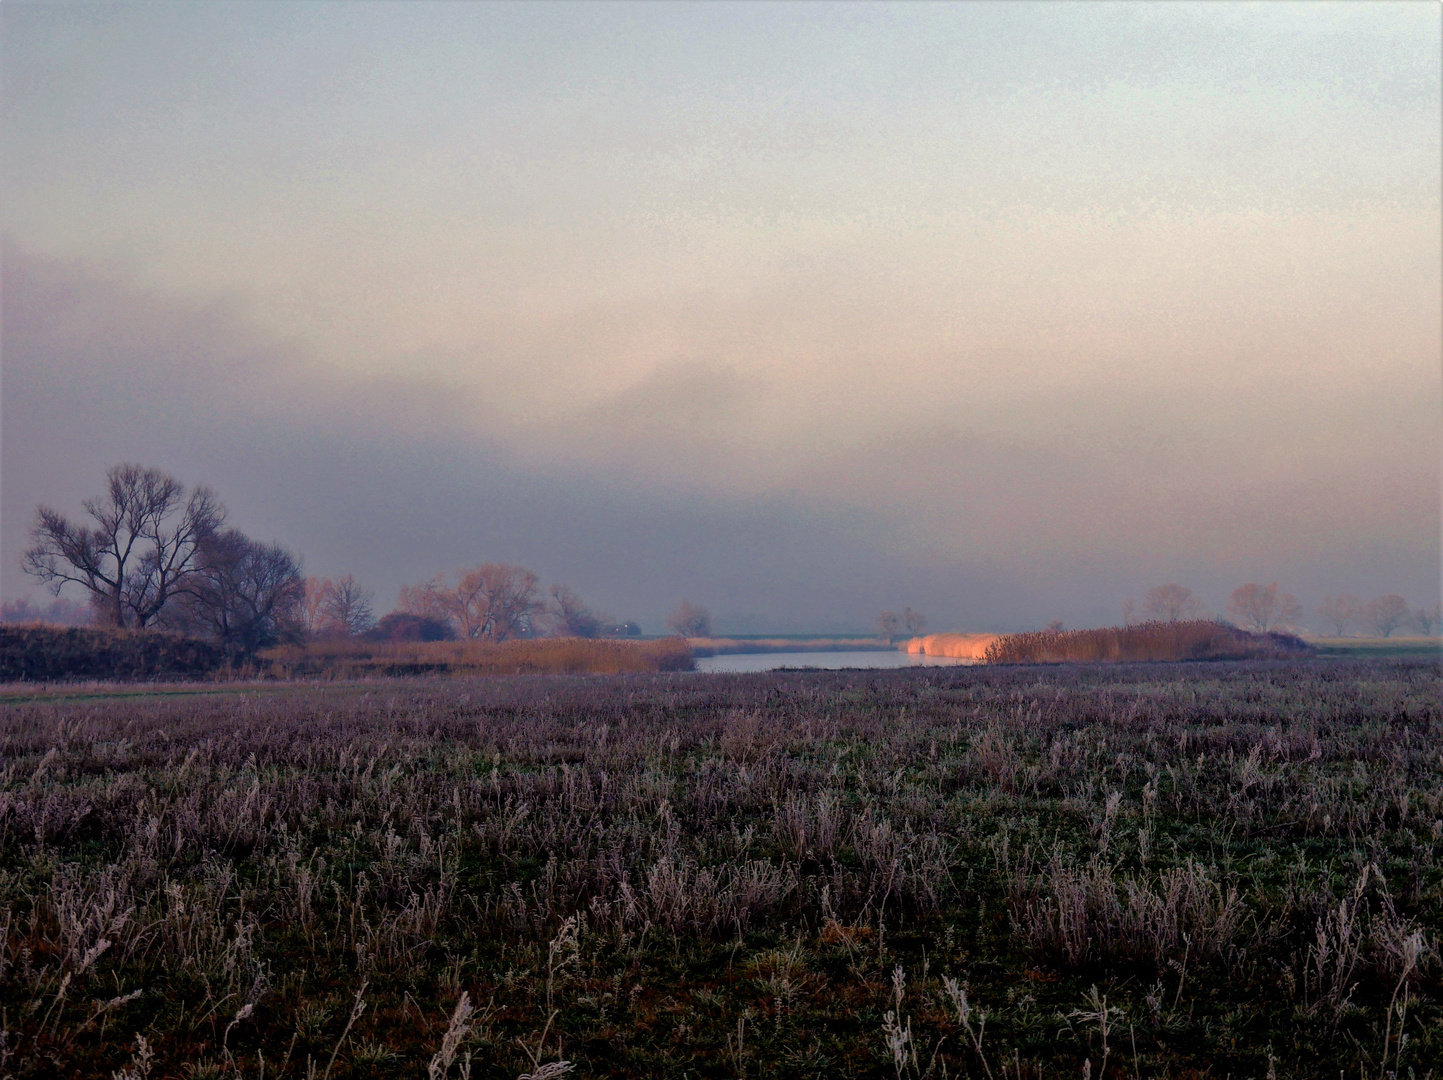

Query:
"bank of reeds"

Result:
[[984, 619, 1312, 664], [259, 634, 694, 677], [903, 632, 999, 659], [0, 625, 228, 682]]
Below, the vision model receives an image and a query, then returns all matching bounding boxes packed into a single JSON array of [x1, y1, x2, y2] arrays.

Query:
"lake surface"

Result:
[[695, 650, 974, 673]]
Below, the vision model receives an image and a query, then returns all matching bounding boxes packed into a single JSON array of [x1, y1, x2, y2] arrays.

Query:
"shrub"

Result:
[[983, 620, 1312, 664], [0, 625, 227, 681]]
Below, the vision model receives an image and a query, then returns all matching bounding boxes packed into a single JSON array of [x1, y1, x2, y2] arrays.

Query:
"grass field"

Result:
[[1306, 636, 1443, 660], [1, 659, 1439, 1078]]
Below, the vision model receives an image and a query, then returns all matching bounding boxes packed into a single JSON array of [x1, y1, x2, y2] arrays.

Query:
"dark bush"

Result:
[[0, 625, 227, 681], [363, 611, 457, 642]]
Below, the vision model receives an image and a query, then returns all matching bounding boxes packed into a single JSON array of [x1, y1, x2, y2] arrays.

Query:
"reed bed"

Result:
[[257, 636, 694, 678], [0, 658, 1438, 1078], [902, 632, 999, 660], [984, 619, 1313, 664]]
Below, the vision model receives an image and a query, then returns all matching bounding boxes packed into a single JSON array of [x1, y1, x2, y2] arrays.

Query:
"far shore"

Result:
[[683, 636, 896, 657]]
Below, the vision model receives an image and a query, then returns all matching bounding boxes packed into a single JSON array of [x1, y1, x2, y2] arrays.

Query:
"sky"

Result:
[[3, 1, 1439, 634]]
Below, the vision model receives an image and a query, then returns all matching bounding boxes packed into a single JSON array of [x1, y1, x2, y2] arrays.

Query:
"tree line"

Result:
[[19, 465, 637, 656], [1120, 582, 1438, 637]]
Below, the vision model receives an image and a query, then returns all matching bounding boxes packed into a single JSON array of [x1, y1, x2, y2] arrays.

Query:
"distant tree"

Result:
[[547, 584, 607, 638], [472, 564, 543, 640], [1142, 584, 1205, 623], [365, 611, 455, 642], [0, 596, 92, 627], [1414, 602, 1441, 637], [1361, 594, 1409, 638], [1121, 598, 1137, 625], [610, 620, 643, 637], [903, 607, 928, 635], [23, 464, 224, 628], [667, 600, 712, 638], [1315, 595, 1361, 637], [1226, 582, 1303, 633], [1046, 619, 1065, 633], [302, 575, 375, 639], [164, 529, 305, 656], [398, 574, 455, 626], [875, 610, 901, 644], [398, 564, 543, 641], [322, 574, 375, 636]]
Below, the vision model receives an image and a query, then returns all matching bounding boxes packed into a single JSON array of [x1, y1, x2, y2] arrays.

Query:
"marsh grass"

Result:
[[984, 620, 1312, 664], [259, 636, 695, 678], [0, 659, 1438, 1077]]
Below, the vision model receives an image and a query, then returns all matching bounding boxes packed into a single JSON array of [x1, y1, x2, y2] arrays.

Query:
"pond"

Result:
[[694, 649, 975, 673]]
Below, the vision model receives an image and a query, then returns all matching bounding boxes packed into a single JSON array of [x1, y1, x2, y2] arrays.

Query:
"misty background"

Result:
[[3, 1, 1439, 634]]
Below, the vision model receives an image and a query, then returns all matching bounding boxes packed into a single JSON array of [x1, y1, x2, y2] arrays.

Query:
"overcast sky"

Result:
[[4, 1, 1439, 633]]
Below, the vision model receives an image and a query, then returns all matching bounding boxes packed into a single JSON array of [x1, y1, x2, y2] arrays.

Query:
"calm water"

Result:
[[695, 650, 974, 673]]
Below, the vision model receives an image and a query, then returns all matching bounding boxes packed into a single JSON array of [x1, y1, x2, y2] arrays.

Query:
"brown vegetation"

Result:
[[259, 635, 694, 677], [904, 632, 999, 660], [0, 625, 227, 681], [983, 620, 1312, 664]]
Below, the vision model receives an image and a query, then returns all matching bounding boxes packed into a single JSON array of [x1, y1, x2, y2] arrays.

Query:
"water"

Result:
[[695, 649, 974, 673]]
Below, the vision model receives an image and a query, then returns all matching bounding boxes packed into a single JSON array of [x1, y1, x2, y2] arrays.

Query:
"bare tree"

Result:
[[470, 564, 543, 640], [1226, 582, 1303, 633], [398, 574, 455, 627], [1315, 595, 1361, 637], [163, 529, 304, 655], [875, 610, 901, 644], [322, 574, 375, 636], [1414, 602, 1441, 636], [1141, 584, 1204, 622], [547, 584, 607, 638], [1046, 619, 1065, 633], [667, 600, 712, 638], [398, 564, 543, 641], [23, 464, 225, 628], [902, 607, 928, 635], [1361, 594, 1409, 638], [1121, 598, 1137, 625]]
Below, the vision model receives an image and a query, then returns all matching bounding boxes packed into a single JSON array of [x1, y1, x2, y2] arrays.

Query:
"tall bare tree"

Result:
[[163, 529, 304, 655], [1362, 594, 1409, 638], [903, 607, 928, 635], [23, 464, 224, 628], [473, 563, 543, 640], [1315, 595, 1361, 637], [1141, 584, 1204, 622], [398, 564, 543, 641], [547, 584, 607, 638], [303, 574, 375, 639], [668, 599, 712, 638], [1226, 582, 1303, 633], [1414, 603, 1441, 636], [875, 610, 901, 644]]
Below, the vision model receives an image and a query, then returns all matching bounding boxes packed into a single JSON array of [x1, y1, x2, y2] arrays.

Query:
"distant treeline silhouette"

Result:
[[983, 620, 1312, 664]]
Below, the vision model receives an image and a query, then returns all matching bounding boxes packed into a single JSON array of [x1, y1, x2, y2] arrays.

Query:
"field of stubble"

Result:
[[0, 660, 1439, 1079]]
